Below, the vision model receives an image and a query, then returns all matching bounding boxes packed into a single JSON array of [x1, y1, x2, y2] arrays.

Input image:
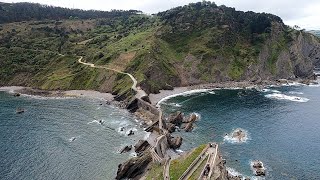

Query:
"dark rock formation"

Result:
[[255, 169, 266, 176], [127, 130, 135, 136], [134, 140, 150, 154], [116, 152, 152, 180], [13, 93, 20, 97], [184, 113, 198, 132], [167, 135, 183, 149], [166, 123, 176, 133], [183, 113, 197, 123], [168, 111, 183, 126], [120, 145, 132, 154]]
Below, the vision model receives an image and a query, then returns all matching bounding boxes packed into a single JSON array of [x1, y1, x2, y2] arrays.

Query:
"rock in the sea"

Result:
[[255, 169, 266, 176], [116, 152, 152, 180], [127, 130, 135, 136], [168, 111, 183, 126], [134, 140, 150, 154], [166, 123, 176, 133], [184, 113, 198, 132], [13, 93, 21, 97], [167, 135, 183, 149], [120, 145, 132, 154], [184, 122, 194, 132], [183, 113, 197, 123]]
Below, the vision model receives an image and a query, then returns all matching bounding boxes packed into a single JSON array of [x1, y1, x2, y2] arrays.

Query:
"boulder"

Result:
[[167, 135, 183, 149], [184, 122, 194, 132], [255, 169, 266, 176], [128, 130, 135, 136], [253, 162, 263, 169], [168, 111, 183, 126], [116, 152, 152, 180], [134, 140, 150, 154], [120, 145, 132, 154], [13, 93, 21, 97], [183, 113, 197, 123], [184, 113, 198, 132], [166, 123, 176, 133]]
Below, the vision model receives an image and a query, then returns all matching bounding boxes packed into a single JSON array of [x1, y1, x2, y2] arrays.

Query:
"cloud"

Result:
[[2, 0, 320, 29]]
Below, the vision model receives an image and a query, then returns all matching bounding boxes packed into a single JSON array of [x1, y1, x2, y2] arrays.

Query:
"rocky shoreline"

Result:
[[1, 77, 318, 180]]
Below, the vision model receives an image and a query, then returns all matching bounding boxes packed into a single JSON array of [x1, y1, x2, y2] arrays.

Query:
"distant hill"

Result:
[[0, 1, 319, 99], [309, 30, 320, 37], [0, 2, 141, 24]]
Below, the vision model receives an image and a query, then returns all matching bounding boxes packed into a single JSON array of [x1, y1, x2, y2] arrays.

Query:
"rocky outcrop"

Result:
[[168, 111, 183, 125], [116, 152, 152, 180], [120, 145, 132, 154], [134, 140, 150, 154], [184, 114, 198, 132], [166, 123, 176, 133], [167, 135, 183, 149]]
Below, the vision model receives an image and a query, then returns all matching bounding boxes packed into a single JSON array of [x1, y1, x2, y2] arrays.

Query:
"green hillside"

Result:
[[0, 1, 319, 98]]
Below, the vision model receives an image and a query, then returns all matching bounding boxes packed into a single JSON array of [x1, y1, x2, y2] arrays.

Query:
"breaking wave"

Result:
[[265, 93, 309, 102], [157, 89, 216, 107], [224, 128, 250, 144]]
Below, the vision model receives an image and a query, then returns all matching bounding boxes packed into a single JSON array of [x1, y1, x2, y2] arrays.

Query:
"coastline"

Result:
[[149, 80, 276, 105], [1, 77, 318, 179], [0, 86, 114, 101], [149, 79, 319, 105]]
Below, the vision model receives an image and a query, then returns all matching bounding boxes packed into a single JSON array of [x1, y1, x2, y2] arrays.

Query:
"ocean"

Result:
[[0, 92, 149, 180], [1, 81, 319, 180], [160, 82, 320, 179]]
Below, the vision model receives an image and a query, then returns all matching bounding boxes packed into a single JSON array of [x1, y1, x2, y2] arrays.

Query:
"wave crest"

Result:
[[265, 93, 309, 102]]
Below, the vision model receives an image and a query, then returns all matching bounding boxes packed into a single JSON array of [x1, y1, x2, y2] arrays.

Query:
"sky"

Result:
[[2, 0, 320, 30]]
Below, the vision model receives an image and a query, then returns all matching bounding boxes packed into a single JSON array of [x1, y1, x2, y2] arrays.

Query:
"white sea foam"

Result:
[[224, 128, 250, 144], [259, 89, 281, 93], [265, 93, 309, 102], [193, 112, 201, 121], [20, 94, 75, 100], [68, 136, 80, 142], [176, 149, 184, 153], [87, 120, 100, 124], [308, 83, 320, 87], [226, 167, 244, 178], [130, 152, 137, 157], [288, 91, 304, 95], [157, 89, 216, 107]]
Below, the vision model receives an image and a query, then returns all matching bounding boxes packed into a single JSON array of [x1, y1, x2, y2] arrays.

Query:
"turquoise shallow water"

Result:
[[161, 83, 320, 179], [0, 92, 148, 180]]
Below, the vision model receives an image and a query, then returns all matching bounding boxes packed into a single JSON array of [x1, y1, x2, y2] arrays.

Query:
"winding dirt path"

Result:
[[77, 56, 147, 98]]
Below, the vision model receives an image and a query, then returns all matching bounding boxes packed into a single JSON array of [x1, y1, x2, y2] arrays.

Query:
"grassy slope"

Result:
[[169, 144, 206, 180]]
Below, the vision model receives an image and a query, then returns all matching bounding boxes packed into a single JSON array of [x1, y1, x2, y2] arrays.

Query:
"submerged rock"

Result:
[[13, 93, 21, 97], [120, 145, 132, 154], [127, 130, 135, 136]]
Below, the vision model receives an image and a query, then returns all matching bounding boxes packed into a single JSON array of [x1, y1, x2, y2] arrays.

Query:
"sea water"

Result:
[[0, 92, 148, 180], [160, 83, 320, 179]]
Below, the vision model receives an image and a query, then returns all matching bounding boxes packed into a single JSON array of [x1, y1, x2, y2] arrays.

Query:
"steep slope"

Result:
[[0, 1, 319, 97]]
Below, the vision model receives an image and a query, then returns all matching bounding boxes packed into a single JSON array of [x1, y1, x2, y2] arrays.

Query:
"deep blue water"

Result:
[[161, 83, 320, 180], [0, 92, 147, 180]]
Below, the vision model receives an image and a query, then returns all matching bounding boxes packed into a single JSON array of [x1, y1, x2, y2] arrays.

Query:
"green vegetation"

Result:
[[169, 144, 207, 180], [189, 156, 209, 180], [145, 163, 164, 180], [0, 1, 315, 96]]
